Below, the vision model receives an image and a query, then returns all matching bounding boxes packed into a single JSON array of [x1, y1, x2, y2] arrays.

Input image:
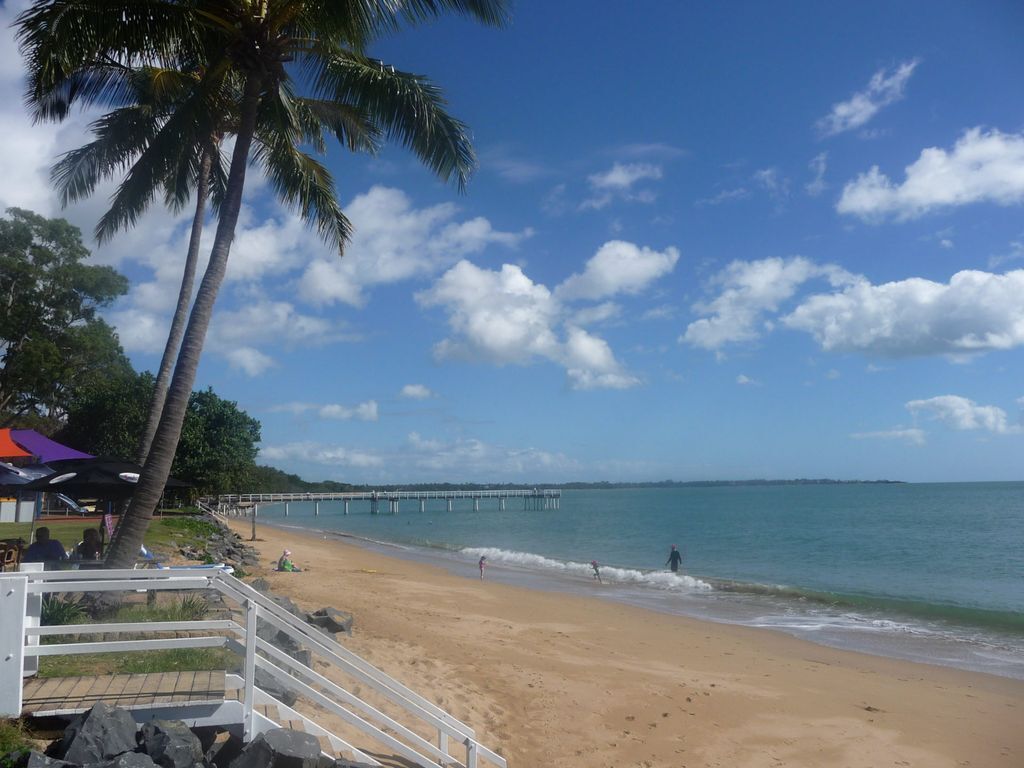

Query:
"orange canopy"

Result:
[[0, 429, 32, 459]]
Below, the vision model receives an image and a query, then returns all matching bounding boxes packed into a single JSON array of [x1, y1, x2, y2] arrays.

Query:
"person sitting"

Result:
[[23, 527, 68, 563], [276, 549, 301, 572], [75, 528, 102, 561]]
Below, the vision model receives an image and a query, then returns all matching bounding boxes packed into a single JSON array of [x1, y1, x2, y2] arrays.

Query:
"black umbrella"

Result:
[[22, 457, 189, 500]]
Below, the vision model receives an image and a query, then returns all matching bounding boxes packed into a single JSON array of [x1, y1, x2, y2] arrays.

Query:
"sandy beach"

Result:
[[226, 520, 1022, 768]]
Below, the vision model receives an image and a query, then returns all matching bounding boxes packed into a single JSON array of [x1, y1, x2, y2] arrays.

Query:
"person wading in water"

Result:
[[666, 544, 683, 573]]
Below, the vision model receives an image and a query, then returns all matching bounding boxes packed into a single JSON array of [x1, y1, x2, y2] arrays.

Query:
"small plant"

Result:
[[41, 594, 87, 626], [0, 720, 31, 768], [173, 594, 210, 620]]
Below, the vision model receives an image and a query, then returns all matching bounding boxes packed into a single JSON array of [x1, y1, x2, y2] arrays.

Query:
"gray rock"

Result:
[[306, 608, 352, 635], [25, 753, 74, 768], [228, 730, 319, 768], [254, 670, 298, 707], [88, 754, 159, 768], [140, 720, 202, 768], [59, 703, 139, 764]]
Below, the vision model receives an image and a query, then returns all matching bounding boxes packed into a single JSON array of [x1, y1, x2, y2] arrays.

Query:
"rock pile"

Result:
[[7, 703, 373, 768], [184, 516, 262, 572]]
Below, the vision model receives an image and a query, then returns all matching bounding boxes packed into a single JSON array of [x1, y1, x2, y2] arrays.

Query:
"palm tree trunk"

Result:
[[105, 75, 264, 568], [136, 148, 212, 464]]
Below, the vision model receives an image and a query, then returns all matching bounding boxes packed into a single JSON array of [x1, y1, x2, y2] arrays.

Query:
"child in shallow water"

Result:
[[590, 560, 602, 584], [478, 555, 487, 580]]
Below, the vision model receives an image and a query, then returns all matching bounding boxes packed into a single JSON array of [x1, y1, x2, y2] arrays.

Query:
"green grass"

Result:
[[0, 510, 220, 561], [111, 595, 210, 623], [141, 515, 222, 556], [38, 647, 234, 678], [0, 721, 31, 768], [0, 520, 96, 549]]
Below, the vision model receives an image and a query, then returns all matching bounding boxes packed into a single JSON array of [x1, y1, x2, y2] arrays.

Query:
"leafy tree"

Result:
[[0, 208, 130, 428], [175, 388, 260, 495], [247, 464, 353, 494], [19, 0, 509, 567], [60, 370, 261, 496]]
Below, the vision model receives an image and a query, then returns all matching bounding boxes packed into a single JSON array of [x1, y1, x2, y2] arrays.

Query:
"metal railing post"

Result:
[[0, 574, 27, 716], [466, 739, 478, 768], [243, 598, 258, 739], [439, 730, 449, 762]]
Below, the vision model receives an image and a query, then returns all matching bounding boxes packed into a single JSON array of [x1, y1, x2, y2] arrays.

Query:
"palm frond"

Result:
[[309, 52, 476, 191], [94, 91, 212, 242], [294, 97, 381, 154], [252, 132, 352, 252], [51, 106, 160, 207], [17, 1, 201, 116]]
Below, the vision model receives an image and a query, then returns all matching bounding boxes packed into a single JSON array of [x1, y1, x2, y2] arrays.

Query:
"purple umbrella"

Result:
[[10, 430, 92, 463]]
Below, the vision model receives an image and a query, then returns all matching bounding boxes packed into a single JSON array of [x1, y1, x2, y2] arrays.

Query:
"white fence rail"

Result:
[[0, 567, 506, 768]]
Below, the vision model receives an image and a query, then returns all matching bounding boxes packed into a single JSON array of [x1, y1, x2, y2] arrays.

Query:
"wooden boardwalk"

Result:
[[22, 672, 226, 717]]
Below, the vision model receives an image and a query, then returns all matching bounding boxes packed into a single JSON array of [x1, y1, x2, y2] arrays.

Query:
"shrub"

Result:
[[41, 594, 86, 626]]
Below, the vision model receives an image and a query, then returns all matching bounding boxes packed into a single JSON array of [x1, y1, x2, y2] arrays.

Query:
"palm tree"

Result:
[[48, 63, 379, 465], [18, 0, 509, 567], [49, 63, 228, 465]]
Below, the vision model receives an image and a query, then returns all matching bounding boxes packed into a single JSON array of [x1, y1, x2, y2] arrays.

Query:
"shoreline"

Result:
[[227, 518, 1023, 767], [257, 516, 1024, 682]]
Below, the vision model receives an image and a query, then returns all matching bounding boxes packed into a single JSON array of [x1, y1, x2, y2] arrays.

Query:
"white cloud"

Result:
[[581, 163, 663, 210], [736, 374, 759, 386], [400, 384, 434, 400], [806, 152, 828, 196], [695, 187, 750, 206], [271, 400, 379, 421], [211, 301, 336, 347], [784, 268, 1024, 358], [681, 257, 854, 351], [556, 241, 680, 301], [319, 401, 379, 421], [259, 442, 384, 468], [753, 168, 790, 203], [226, 347, 276, 376], [851, 428, 926, 446], [687, 258, 1024, 361], [588, 162, 663, 190], [402, 433, 579, 477], [907, 395, 1021, 434], [418, 261, 562, 365], [817, 59, 919, 137], [298, 186, 530, 307], [570, 302, 621, 327], [417, 259, 642, 390], [825, 368, 841, 380], [838, 128, 1024, 220], [269, 402, 317, 415], [259, 433, 580, 480]]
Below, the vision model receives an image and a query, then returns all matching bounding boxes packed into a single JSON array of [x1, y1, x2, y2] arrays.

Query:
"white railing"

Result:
[[0, 566, 506, 768]]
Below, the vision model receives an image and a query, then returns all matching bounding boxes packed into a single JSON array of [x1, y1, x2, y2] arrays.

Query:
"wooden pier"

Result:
[[205, 488, 561, 516]]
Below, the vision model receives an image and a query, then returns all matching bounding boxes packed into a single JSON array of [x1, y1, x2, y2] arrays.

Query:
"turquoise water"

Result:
[[256, 483, 1024, 679]]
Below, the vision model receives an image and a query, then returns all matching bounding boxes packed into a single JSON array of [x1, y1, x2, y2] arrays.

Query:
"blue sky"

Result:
[[3, 0, 1024, 483]]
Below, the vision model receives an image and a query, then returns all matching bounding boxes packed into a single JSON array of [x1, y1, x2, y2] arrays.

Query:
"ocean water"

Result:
[[254, 483, 1024, 679]]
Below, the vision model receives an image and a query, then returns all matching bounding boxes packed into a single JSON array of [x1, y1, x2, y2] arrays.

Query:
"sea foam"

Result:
[[462, 546, 712, 592]]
